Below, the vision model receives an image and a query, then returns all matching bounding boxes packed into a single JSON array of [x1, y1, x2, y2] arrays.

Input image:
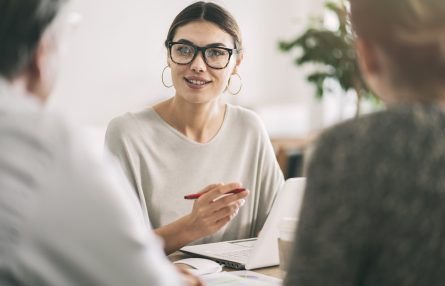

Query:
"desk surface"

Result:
[[168, 251, 282, 279]]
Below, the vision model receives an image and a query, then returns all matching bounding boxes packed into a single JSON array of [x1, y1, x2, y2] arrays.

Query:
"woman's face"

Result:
[[168, 21, 242, 105]]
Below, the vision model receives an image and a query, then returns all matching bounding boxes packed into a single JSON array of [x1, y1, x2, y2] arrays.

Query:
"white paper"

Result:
[[201, 270, 282, 286]]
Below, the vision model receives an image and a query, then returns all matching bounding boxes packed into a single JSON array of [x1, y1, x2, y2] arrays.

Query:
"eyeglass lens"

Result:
[[170, 43, 231, 69]]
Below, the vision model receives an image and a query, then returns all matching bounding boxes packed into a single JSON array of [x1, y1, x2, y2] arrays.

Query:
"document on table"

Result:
[[200, 270, 282, 286]]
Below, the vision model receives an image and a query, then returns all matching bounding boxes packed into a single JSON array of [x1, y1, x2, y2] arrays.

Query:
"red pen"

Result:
[[184, 188, 246, 200]]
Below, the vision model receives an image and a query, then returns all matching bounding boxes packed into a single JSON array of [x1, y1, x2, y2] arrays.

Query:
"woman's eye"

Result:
[[207, 49, 227, 57], [176, 46, 193, 55]]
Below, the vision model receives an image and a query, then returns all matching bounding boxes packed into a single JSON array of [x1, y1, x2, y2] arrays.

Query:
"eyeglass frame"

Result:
[[167, 41, 240, 70]]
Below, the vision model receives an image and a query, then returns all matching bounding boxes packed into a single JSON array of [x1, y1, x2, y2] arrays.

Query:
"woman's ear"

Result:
[[356, 38, 379, 76], [232, 51, 244, 74], [356, 37, 392, 103], [166, 54, 171, 67]]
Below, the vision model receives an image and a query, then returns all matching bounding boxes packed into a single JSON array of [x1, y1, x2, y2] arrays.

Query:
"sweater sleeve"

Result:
[[104, 116, 150, 220], [105, 116, 139, 190], [251, 113, 285, 234]]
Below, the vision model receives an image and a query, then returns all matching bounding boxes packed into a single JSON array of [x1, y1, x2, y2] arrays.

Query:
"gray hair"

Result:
[[0, 0, 68, 79]]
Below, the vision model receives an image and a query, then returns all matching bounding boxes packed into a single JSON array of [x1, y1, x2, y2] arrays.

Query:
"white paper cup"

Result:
[[278, 217, 298, 277]]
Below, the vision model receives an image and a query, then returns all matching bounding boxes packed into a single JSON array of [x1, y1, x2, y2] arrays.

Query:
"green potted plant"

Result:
[[278, 0, 375, 117]]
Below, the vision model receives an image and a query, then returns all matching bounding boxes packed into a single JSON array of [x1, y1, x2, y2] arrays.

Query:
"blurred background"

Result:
[[49, 0, 367, 176]]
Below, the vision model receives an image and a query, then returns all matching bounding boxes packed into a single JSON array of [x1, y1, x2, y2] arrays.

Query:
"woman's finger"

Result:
[[200, 183, 244, 203]]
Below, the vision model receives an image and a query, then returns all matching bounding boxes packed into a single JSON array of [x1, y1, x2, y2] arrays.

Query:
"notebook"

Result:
[[180, 177, 306, 270]]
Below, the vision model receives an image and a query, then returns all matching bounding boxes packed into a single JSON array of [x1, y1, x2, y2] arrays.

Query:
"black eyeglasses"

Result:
[[167, 41, 238, 69]]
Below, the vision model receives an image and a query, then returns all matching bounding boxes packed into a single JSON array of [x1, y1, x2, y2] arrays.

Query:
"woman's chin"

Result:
[[178, 93, 219, 105]]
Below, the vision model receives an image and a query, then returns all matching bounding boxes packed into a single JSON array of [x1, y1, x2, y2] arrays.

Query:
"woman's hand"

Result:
[[185, 183, 249, 238], [155, 182, 249, 254]]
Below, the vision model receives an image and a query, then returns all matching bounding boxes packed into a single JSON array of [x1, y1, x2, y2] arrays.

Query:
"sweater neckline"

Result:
[[149, 103, 232, 146]]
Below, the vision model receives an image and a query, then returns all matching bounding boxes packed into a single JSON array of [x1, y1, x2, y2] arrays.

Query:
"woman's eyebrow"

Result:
[[176, 39, 194, 45], [205, 43, 227, 48], [175, 39, 228, 48]]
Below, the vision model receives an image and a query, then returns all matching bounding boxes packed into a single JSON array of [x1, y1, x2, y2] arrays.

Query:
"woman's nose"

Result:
[[190, 51, 207, 72]]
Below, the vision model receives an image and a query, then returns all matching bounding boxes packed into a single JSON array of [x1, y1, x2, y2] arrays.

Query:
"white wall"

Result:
[[50, 0, 324, 136]]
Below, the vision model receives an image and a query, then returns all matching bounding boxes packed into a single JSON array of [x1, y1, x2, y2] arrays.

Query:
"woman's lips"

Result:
[[184, 77, 211, 89]]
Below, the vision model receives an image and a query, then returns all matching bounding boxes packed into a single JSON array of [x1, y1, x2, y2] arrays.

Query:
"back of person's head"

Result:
[[165, 1, 243, 51], [351, 0, 445, 97], [0, 0, 67, 80]]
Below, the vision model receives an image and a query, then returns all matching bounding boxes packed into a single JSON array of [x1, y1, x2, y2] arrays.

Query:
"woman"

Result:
[[285, 0, 445, 285], [106, 1, 284, 254]]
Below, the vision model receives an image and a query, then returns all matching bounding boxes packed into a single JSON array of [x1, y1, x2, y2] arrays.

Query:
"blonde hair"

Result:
[[351, 0, 445, 92], [398, 0, 445, 61]]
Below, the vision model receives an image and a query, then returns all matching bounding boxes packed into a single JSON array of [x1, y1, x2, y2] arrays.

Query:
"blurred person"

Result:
[[0, 0, 201, 285], [285, 0, 445, 285], [105, 1, 284, 254]]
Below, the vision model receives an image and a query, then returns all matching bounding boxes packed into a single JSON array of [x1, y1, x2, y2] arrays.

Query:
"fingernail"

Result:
[[239, 199, 246, 207]]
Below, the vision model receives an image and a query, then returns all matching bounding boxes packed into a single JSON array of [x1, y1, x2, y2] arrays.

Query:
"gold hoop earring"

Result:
[[226, 73, 242, 95], [161, 66, 173, 88]]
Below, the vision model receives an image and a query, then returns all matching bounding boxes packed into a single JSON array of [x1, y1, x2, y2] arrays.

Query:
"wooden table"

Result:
[[169, 251, 282, 279]]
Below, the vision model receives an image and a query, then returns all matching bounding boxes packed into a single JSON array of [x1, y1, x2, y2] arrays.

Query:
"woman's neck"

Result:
[[154, 97, 227, 143]]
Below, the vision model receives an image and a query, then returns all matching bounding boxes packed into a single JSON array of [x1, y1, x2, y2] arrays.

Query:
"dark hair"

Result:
[[164, 1, 242, 50], [0, 0, 68, 79], [351, 0, 445, 91]]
